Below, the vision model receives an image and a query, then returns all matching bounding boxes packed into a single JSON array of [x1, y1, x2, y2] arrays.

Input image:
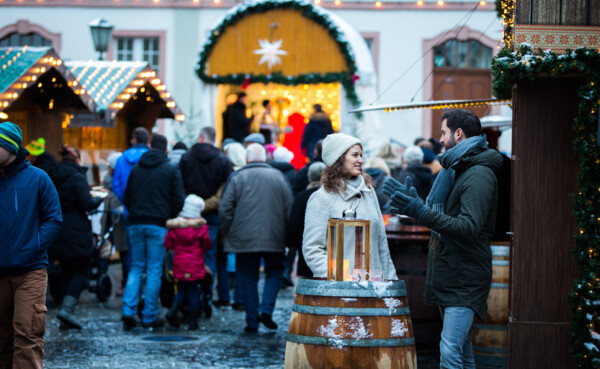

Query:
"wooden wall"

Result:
[[515, 0, 600, 26], [509, 77, 582, 369], [207, 8, 349, 76]]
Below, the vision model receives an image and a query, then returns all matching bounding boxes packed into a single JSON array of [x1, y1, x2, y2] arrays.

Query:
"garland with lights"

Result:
[[195, 0, 361, 108], [492, 44, 600, 369], [494, 0, 515, 49]]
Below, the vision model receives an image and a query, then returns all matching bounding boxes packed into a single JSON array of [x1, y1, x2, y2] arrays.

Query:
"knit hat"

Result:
[[106, 152, 122, 169], [322, 133, 362, 167], [25, 137, 45, 156], [243, 133, 265, 146], [179, 194, 205, 218], [422, 148, 435, 164], [273, 146, 294, 163], [0, 122, 22, 155]]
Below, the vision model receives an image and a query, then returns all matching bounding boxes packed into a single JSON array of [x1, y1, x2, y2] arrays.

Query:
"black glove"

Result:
[[389, 187, 429, 219], [382, 176, 413, 199]]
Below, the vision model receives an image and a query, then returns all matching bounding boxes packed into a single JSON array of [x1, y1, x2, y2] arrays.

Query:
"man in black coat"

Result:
[[179, 127, 234, 310], [223, 93, 254, 143], [292, 139, 324, 194], [121, 134, 185, 329], [300, 105, 333, 160]]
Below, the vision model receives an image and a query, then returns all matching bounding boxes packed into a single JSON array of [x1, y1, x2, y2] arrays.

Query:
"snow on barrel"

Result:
[[285, 278, 417, 369]]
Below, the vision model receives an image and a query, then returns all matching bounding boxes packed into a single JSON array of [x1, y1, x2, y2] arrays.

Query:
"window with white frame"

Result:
[[114, 37, 160, 71]]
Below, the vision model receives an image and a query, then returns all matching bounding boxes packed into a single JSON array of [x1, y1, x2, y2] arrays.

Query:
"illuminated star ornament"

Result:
[[254, 39, 287, 70]]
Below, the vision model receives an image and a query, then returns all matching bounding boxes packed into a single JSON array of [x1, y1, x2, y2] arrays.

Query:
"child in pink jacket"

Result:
[[164, 194, 212, 329]]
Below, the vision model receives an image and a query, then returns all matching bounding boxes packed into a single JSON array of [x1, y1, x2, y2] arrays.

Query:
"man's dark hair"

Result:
[[441, 109, 481, 138], [200, 127, 216, 143], [315, 139, 324, 157], [413, 137, 426, 146], [132, 126, 150, 144], [237, 92, 247, 100], [313, 104, 323, 112], [173, 141, 187, 151], [151, 134, 168, 152], [262, 99, 270, 108]]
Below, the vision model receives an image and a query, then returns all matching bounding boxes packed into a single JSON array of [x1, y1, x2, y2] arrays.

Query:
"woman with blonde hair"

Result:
[[303, 133, 397, 280]]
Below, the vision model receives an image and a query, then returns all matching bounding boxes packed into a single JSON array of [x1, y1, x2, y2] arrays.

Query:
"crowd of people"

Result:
[[0, 107, 510, 369]]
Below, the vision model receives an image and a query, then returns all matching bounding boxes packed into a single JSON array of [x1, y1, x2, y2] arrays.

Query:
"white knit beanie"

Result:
[[179, 194, 205, 218], [273, 146, 294, 163], [322, 133, 362, 167]]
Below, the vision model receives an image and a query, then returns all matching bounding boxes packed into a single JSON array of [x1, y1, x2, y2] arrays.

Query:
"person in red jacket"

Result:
[[164, 194, 212, 330]]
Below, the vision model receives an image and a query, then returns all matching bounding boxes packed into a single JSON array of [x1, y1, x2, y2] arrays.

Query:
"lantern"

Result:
[[326, 207, 378, 281], [89, 18, 114, 61]]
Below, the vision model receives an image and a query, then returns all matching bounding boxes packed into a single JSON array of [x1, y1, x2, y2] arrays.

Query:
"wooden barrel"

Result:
[[285, 278, 417, 369], [472, 241, 510, 367]]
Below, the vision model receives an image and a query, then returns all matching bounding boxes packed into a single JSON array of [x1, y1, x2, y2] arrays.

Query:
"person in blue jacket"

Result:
[[0, 122, 62, 369], [112, 127, 150, 205]]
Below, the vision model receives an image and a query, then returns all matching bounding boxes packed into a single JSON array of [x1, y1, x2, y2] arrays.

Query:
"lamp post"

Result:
[[89, 18, 113, 60]]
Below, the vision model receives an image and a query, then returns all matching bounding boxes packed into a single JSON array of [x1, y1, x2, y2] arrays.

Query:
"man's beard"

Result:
[[444, 135, 457, 150]]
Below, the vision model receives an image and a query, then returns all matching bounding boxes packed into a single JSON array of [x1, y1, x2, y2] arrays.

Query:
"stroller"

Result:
[[88, 209, 122, 302], [48, 209, 122, 303]]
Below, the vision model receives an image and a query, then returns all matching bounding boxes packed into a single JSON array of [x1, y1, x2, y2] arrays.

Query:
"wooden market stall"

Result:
[[0, 46, 96, 156], [63, 60, 184, 154], [195, 0, 378, 164]]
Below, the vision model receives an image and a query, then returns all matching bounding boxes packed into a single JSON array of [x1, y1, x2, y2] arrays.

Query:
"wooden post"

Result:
[[335, 221, 344, 281]]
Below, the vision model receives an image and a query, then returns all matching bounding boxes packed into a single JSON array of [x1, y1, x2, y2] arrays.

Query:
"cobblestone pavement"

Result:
[[43, 263, 440, 369]]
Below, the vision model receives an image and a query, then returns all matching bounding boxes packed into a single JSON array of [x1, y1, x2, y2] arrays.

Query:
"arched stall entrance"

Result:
[[196, 0, 380, 167]]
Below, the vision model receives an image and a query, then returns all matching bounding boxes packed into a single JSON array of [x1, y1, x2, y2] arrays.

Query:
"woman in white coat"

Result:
[[302, 133, 397, 280]]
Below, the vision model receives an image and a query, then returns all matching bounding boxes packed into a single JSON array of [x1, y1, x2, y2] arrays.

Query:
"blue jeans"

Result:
[[122, 224, 167, 324], [236, 252, 285, 329], [440, 307, 476, 369]]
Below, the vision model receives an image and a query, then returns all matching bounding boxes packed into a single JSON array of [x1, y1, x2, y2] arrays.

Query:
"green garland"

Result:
[[195, 0, 361, 108], [492, 44, 600, 369]]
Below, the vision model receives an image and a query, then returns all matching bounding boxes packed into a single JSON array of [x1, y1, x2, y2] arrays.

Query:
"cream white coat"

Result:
[[302, 175, 397, 280]]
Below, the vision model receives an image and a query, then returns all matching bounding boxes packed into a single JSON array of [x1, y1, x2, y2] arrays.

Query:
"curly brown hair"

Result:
[[321, 153, 373, 193]]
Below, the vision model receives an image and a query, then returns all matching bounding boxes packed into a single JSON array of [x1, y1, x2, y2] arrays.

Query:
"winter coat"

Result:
[[300, 112, 333, 159], [303, 175, 398, 280], [32, 151, 58, 177], [398, 164, 433, 200], [224, 101, 253, 143], [167, 148, 187, 167], [50, 160, 103, 258], [219, 162, 294, 253], [0, 147, 62, 276], [418, 148, 502, 321], [124, 149, 186, 227], [292, 156, 323, 194], [112, 144, 148, 204], [286, 187, 319, 277], [164, 218, 211, 281], [179, 143, 233, 214], [364, 167, 390, 213], [270, 161, 296, 188]]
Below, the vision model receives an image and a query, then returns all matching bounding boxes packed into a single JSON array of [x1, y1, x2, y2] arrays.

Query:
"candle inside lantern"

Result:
[[343, 259, 352, 281]]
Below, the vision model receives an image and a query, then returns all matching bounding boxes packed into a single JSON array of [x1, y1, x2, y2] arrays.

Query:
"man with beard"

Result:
[[384, 109, 502, 369]]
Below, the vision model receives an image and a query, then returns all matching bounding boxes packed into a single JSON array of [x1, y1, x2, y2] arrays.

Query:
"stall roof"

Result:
[[0, 46, 96, 112], [349, 98, 512, 113], [65, 60, 184, 120]]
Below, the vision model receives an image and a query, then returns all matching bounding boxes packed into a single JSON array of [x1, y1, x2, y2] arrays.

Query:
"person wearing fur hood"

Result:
[[303, 133, 397, 280], [164, 195, 211, 329]]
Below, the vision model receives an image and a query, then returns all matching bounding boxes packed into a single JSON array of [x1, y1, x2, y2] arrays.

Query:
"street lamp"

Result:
[[89, 18, 114, 60]]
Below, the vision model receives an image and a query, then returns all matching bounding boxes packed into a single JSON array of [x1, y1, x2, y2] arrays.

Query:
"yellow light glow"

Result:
[[334, 0, 341, 5], [0, 112, 8, 119], [175, 114, 185, 121], [140, 87, 146, 93], [417, 0, 423, 5], [167, 101, 176, 108], [437, 0, 444, 5], [479, 0, 486, 5], [375, 1, 382, 7], [314, 0, 320, 4], [151, 79, 161, 85]]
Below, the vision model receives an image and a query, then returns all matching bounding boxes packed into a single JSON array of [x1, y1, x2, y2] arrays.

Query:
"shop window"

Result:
[[114, 37, 160, 71], [0, 32, 51, 47], [433, 39, 492, 69]]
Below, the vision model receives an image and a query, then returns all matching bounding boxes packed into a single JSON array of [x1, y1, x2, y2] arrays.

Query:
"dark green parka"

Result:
[[418, 148, 503, 321]]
